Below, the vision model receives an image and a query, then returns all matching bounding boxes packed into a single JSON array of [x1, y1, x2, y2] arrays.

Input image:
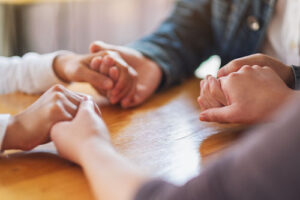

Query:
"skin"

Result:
[[90, 41, 163, 108], [199, 65, 294, 123], [89, 51, 138, 106], [51, 99, 148, 200], [218, 54, 295, 87], [199, 54, 295, 111], [53, 53, 115, 92], [2, 85, 94, 151]]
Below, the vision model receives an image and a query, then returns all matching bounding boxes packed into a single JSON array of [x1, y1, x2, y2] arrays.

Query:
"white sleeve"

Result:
[[0, 114, 10, 151], [0, 51, 71, 94]]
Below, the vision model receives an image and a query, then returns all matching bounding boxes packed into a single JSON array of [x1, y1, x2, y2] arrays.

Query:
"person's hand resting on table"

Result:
[[2, 85, 94, 151], [89, 41, 163, 108], [51, 99, 148, 200], [198, 65, 294, 123]]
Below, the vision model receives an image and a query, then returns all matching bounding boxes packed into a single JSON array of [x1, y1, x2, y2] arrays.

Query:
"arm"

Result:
[[0, 51, 115, 95], [129, 0, 213, 89], [52, 90, 300, 200], [0, 85, 89, 152], [135, 94, 300, 200], [0, 52, 67, 94]]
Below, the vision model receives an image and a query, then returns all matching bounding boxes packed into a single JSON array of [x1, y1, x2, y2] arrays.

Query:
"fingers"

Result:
[[60, 87, 85, 107], [199, 105, 237, 123], [90, 56, 102, 72], [109, 66, 120, 81], [121, 80, 137, 108], [90, 41, 117, 53], [76, 99, 100, 119], [217, 62, 243, 78], [81, 67, 114, 91], [100, 56, 115, 76], [207, 76, 227, 106], [198, 76, 225, 110]]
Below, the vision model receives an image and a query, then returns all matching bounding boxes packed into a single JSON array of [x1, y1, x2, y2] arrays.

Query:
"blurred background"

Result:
[[0, 0, 174, 56]]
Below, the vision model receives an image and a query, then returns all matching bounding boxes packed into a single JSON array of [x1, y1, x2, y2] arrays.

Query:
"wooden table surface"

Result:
[[0, 78, 246, 200]]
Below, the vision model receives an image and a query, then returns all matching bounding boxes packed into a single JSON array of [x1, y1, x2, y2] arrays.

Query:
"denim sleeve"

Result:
[[291, 65, 300, 89], [128, 0, 213, 90]]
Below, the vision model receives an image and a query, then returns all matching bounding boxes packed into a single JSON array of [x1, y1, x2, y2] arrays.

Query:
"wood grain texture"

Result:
[[0, 78, 246, 200]]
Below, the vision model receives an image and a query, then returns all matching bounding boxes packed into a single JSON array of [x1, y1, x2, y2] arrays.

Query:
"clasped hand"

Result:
[[198, 54, 294, 124]]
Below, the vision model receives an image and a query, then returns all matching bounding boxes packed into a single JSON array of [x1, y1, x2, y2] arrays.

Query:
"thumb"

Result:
[[81, 67, 114, 90], [90, 41, 116, 53], [76, 99, 97, 119], [217, 64, 242, 78], [199, 105, 237, 123]]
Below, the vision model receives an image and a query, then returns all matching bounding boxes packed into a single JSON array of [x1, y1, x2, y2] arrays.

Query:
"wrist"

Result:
[[78, 136, 116, 165], [2, 116, 22, 150], [53, 54, 74, 83]]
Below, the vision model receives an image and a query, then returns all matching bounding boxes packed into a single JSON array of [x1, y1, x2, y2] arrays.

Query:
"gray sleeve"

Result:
[[291, 65, 300, 89], [134, 95, 300, 200]]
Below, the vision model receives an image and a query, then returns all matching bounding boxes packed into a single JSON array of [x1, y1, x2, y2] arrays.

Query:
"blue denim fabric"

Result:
[[129, 0, 300, 89]]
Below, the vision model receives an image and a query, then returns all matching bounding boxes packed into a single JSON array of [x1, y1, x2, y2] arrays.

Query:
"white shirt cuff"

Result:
[[0, 114, 11, 152]]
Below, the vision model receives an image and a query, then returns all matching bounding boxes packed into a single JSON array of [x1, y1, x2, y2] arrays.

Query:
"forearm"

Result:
[[79, 138, 149, 200]]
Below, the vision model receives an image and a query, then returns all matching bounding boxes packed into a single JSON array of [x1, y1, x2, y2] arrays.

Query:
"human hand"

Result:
[[197, 75, 227, 111], [90, 41, 163, 108], [89, 51, 138, 106], [51, 99, 110, 164], [2, 85, 88, 151], [199, 65, 294, 123], [53, 52, 115, 93], [218, 54, 295, 87]]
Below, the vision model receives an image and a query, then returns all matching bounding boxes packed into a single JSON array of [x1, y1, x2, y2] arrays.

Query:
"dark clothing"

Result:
[[134, 95, 300, 200], [129, 0, 300, 89]]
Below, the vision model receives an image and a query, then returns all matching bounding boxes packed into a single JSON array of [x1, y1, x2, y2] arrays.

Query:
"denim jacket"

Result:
[[130, 0, 300, 89]]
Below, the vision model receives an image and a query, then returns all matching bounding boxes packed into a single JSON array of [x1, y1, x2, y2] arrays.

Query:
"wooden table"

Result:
[[0, 78, 246, 200]]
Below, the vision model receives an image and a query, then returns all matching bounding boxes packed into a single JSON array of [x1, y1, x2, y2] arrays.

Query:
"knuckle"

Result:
[[50, 102, 62, 115], [228, 72, 239, 79], [52, 91, 64, 100], [262, 66, 271, 71], [51, 84, 64, 92], [240, 65, 251, 71]]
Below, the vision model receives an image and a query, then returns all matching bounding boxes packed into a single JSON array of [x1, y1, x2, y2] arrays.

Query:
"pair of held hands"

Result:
[[198, 54, 295, 124], [53, 41, 162, 108], [3, 83, 111, 165]]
